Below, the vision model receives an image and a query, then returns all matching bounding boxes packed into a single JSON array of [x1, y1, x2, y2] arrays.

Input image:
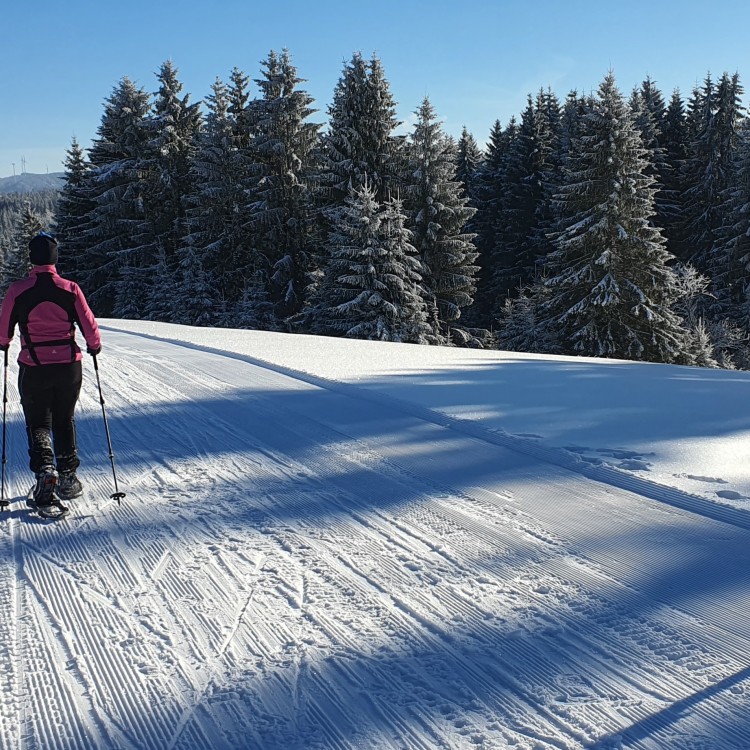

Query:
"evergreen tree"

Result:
[[246, 49, 321, 321], [226, 275, 279, 330], [405, 98, 478, 344], [137, 60, 202, 321], [710, 119, 750, 319], [228, 67, 254, 150], [4, 204, 42, 285], [179, 73, 256, 319], [491, 90, 563, 309], [318, 53, 402, 208], [455, 126, 483, 202], [497, 284, 557, 353], [378, 195, 433, 343], [467, 119, 513, 327], [681, 72, 744, 272], [491, 96, 540, 302], [80, 77, 151, 316], [543, 73, 687, 363], [630, 78, 676, 242], [526, 89, 565, 287], [661, 89, 690, 259], [0, 192, 58, 287], [311, 183, 429, 341], [174, 235, 216, 326], [54, 138, 94, 284]]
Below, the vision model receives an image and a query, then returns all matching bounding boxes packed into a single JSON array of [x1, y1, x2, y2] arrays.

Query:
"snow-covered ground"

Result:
[[1, 320, 750, 749]]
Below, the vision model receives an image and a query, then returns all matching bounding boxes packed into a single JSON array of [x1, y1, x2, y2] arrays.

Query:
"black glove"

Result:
[[87, 345, 101, 356]]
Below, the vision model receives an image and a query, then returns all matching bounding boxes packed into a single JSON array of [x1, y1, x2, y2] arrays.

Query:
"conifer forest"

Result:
[[3, 52, 750, 368]]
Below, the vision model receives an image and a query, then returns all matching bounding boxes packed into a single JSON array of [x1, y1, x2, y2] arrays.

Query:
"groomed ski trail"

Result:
[[0, 327, 749, 749]]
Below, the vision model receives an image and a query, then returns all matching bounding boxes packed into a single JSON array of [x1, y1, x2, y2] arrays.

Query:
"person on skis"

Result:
[[0, 232, 101, 512]]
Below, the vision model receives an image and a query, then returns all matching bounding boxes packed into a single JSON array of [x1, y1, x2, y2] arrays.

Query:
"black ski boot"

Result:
[[28, 468, 68, 519], [56, 471, 83, 501]]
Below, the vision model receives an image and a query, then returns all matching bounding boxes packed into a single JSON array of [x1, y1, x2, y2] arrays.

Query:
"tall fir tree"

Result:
[[630, 78, 676, 243], [455, 126, 483, 202], [309, 183, 429, 342], [680, 72, 744, 272], [4, 204, 43, 287], [245, 49, 321, 322], [660, 89, 690, 259], [179, 72, 257, 321], [79, 77, 151, 316], [491, 96, 540, 303], [710, 119, 750, 320], [138, 60, 203, 322], [542, 73, 688, 363], [467, 118, 514, 328], [405, 98, 478, 344], [54, 138, 94, 285], [317, 53, 402, 209]]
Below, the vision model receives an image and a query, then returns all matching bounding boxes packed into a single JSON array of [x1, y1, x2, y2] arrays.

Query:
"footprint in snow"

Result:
[[716, 489, 747, 500]]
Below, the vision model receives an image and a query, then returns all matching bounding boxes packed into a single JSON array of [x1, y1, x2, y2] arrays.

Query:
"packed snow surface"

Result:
[[1, 320, 750, 749]]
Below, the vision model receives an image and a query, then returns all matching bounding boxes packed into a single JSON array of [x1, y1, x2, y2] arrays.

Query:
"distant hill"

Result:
[[0, 172, 65, 194]]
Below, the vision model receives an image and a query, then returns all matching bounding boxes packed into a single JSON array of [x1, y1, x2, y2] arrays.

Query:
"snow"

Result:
[[2, 319, 750, 749]]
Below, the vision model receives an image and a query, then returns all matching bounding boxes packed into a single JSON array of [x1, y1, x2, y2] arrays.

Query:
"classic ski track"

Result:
[[110, 356, 600, 746], [2, 332, 750, 748], [127, 340, 750, 747]]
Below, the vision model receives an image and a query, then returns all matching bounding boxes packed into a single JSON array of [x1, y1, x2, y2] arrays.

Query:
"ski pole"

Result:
[[92, 353, 126, 505], [1, 348, 8, 511]]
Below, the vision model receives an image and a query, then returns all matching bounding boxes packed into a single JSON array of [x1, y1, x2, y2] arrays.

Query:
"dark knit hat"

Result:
[[29, 232, 58, 265]]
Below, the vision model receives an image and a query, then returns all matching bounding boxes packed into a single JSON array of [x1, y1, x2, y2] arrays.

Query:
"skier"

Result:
[[0, 232, 101, 514]]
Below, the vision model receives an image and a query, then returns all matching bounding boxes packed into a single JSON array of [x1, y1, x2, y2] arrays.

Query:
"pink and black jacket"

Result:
[[0, 266, 101, 367]]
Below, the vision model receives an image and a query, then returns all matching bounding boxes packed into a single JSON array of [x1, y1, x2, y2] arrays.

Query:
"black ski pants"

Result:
[[18, 361, 82, 474]]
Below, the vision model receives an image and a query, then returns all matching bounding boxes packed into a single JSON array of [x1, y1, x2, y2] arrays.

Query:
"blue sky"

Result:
[[3, 0, 750, 178]]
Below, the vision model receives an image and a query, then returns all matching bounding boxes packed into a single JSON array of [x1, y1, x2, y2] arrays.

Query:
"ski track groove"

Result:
[[130, 341, 750, 748], [1, 332, 749, 748]]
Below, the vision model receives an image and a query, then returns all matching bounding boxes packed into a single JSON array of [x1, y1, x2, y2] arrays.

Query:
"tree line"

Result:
[[4, 52, 750, 367]]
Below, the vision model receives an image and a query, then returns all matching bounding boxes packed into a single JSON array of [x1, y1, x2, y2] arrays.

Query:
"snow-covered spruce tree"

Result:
[[3, 203, 42, 288], [490, 97, 540, 303], [497, 282, 558, 354], [79, 77, 151, 316], [175, 74, 254, 324], [670, 263, 718, 367], [491, 91, 563, 310], [680, 72, 744, 273], [54, 138, 94, 285], [528, 87, 564, 261], [245, 49, 321, 322], [138, 60, 202, 322], [226, 273, 278, 330], [404, 97, 478, 345], [630, 79, 677, 244], [228, 67, 254, 150], [542, 72, 688, 364], [660, 88, 690, 260], [709, 120, 750, 319], [377, 195, 433, 343], [310, 183, 430, 342], [466, 118, 514, 328], [317, 53, 403, 209], [173, 235, 216, 326], [456, 127, 483, 203]]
